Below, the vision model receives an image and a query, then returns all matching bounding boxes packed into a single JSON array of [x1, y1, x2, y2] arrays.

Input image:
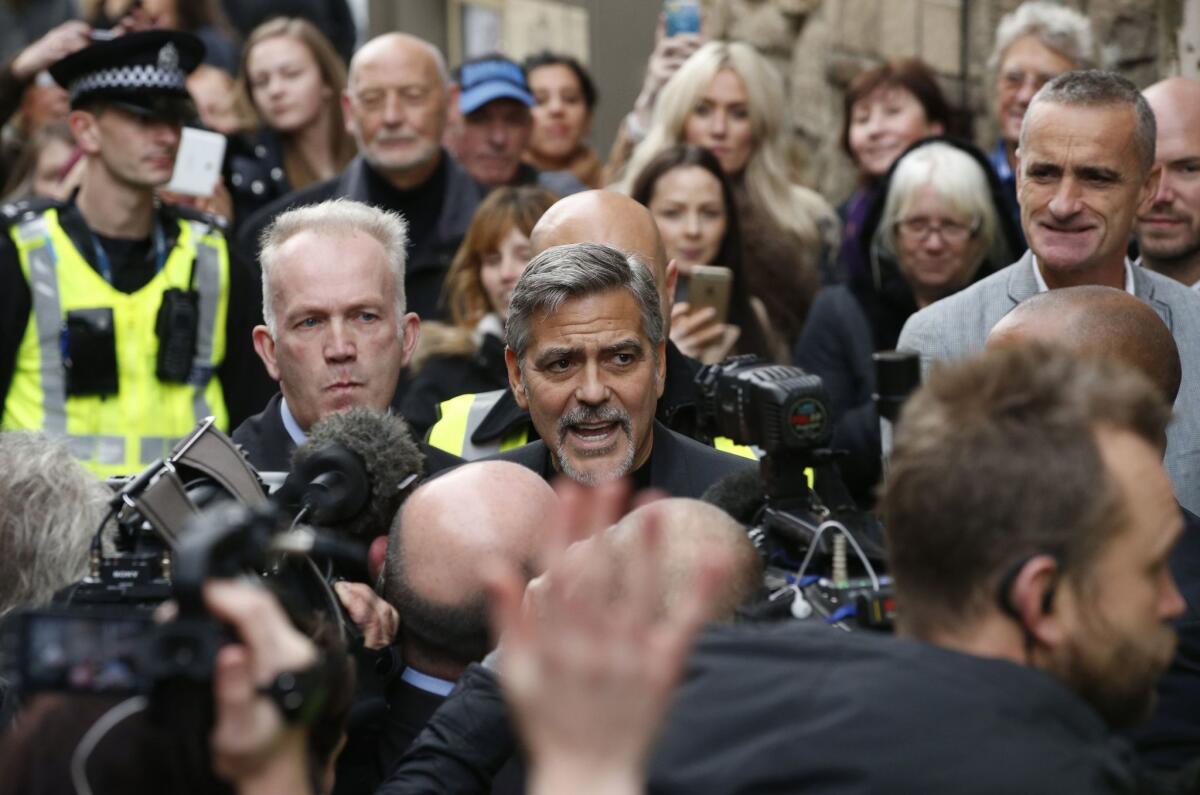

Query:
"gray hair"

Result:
[[1021, 70, 1157, 174], [258, 198, 409, 336], [878, 142, 999, 262], [987, 1, 1096, 74], [505, 242, 664, 363], [0, 432, 109, 615]]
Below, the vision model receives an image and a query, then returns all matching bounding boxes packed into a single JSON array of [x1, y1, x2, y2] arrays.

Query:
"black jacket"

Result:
[[400, 333, 510, 438], [231, 392, 463, 475], [486, 420, 755, 499], [235, 152, 484, 322], [224, 129, 291, 237], [648, 621, 1173, 794], [376, 663, 521, 795]]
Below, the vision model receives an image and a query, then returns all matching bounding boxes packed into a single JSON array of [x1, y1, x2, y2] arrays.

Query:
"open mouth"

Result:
[[557, 407, 632, 457]]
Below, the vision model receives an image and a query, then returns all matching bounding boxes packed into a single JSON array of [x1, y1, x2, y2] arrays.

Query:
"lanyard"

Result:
[[89, 219, 168, 285]]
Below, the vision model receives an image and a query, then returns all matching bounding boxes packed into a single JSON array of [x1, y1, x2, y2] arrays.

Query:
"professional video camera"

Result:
[[0, 409, 421, 783], [696, 356, 895, 631]]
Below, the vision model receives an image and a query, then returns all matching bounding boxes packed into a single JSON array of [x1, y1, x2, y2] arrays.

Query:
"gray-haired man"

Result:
[[493, 242, 753, 497], [898, 70, 1200, 515]]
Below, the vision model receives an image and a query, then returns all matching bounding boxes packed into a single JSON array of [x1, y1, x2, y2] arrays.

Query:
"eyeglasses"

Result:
[[894, 216, 980, 245], [1000, 69, 1058, 94]]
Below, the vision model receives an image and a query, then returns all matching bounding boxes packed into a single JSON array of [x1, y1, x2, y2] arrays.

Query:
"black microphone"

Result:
[[286, 407, 427, 540]]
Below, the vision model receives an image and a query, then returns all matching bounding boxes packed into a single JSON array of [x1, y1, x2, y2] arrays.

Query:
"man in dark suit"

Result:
[[232, 197, 459, 476], [236, 32, 484, 322], [489, 242, 754, 497], [333, 460, 552, 794]]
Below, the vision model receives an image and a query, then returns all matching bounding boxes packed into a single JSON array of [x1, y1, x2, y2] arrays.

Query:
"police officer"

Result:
[[0, 30, 271, 477]]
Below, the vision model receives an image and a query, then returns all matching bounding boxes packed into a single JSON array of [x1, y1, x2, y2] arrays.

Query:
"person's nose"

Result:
[[545, 95, 565, 117], [152, 121, 181, 150], [923, 227, 948, 251], [381, 91, 404, 127], [1015, 77, 1039, 108], [1151, 170, 1178, 208], [1047, 177, 1082, 219], [683, 210, 702, 238], [500, 253, 525, 286], [324, 319, 358, 363], [575, 360, 610, 406], [1162, 570, 1188, 623], [487, 120, 510, 150]]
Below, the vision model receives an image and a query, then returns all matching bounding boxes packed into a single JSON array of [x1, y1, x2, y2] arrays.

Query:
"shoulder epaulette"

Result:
[[165, 202, 230, 234], [0, 196, 64, 226]]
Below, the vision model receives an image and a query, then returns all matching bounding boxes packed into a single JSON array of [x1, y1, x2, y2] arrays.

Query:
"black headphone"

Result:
[[996, 553, 1060, 620]]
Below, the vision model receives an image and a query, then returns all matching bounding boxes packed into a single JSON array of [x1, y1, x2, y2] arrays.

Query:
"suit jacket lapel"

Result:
[[1006, 250, 1040, 306], [1132, 265, 1174, 331]]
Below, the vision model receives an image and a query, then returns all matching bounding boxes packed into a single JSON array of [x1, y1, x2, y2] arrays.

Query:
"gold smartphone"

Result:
[[687, 265, 733, 326]]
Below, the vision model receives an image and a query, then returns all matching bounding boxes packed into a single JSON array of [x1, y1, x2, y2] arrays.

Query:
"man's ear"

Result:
[[341, 89, 356, 136], [1005, 554, 1064, 648], [654, 339, 667, 399], [1137, 163, 1163, 216], [663, 259, 679, 316], [68, 109, 101, 155], [506, 346, 528, 409], [398, 312, 421, 368], [252, 325, 281, 381]]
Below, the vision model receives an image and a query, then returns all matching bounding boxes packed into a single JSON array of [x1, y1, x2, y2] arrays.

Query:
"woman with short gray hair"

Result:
[[794, 138, 1022, 507]]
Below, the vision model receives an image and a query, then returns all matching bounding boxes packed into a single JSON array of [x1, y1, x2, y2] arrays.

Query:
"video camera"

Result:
[[0, 414, 400, 735], [696, 356, 895, 631]]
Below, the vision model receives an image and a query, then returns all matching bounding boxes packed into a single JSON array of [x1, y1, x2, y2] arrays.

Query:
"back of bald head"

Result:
[[530, 190, 669, 283], [385, 461, 554, 606], [986, 286, 1181, 404], [608, 498, 761, 622], [1143, 77, 1200, 123]]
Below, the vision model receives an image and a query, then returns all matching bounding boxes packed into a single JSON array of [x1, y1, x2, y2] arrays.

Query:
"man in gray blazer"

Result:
[[898, 70, 1200, 515]]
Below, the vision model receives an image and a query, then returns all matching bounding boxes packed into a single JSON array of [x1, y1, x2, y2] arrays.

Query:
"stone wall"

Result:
[[702, 0, 1183, 204]]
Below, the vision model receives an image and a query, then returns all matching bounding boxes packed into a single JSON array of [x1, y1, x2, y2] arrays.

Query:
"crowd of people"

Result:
[[0, 0, 1200, 792]]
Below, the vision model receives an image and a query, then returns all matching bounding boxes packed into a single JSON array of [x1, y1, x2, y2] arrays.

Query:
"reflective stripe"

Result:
[[189, 222, 221, 420], [97, 435, 125, 465], [713, 436, 758, 460], [498, 426, 529, 452], [21, 233, 66, 435], [140, 436, 177, 464], [427, 390, 521, 460], [64, 434, 126, 465], [427, 393, 475, 457]]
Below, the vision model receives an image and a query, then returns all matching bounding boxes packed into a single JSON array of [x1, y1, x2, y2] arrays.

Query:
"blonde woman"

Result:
[[225, 17, 356, 230], [615, 41, 838, 347]]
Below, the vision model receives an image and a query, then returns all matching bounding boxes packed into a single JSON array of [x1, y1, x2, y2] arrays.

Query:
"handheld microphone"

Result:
[[286, 407, 427, 540]]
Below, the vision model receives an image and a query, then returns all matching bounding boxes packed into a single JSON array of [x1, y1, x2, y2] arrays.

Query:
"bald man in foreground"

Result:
[[237, 31, 484, 322], [377, 496, 763, 793], [987, 285, 1200, 771], [337, 461, 554, 794], [424, 190, 729, 458], [1137, 78, 1200, 291]]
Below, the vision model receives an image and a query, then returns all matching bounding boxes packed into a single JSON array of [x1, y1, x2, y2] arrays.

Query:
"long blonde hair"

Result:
[[617, 41, 825, 249]]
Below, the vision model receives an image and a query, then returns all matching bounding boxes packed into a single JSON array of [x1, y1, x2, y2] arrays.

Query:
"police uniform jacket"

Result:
[[0, 196, 273, 471]]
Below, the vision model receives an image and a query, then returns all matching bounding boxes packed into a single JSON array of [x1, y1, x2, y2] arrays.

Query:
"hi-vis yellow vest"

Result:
[[428, 389, 760, 462], [0, 207, 230, 477]]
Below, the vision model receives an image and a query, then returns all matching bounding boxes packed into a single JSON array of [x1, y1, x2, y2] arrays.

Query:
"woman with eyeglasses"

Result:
[[794, 138, 1022, 507]]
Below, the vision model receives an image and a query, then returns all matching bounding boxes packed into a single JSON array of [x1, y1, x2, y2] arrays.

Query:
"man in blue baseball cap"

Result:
[[448, 53, 584, 196]]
